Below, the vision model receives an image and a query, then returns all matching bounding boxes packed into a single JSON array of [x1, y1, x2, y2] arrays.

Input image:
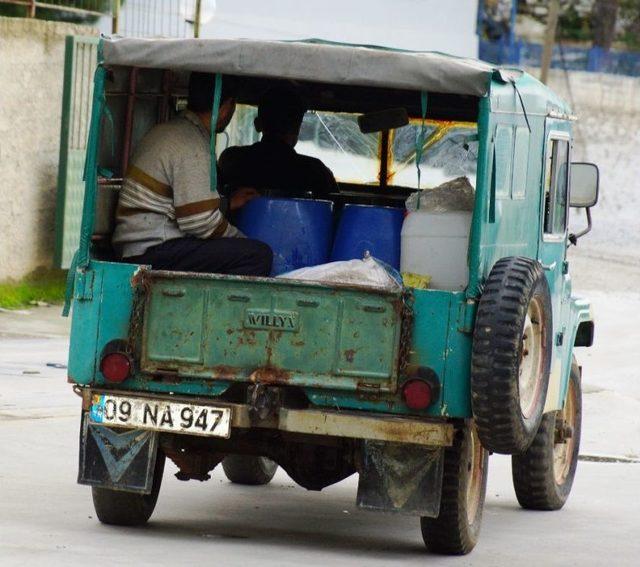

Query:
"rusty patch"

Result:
[[344, 349, 356, 363], [279, 408, 453, 447], [237, 333, 257, 347], [130, 266, 150, 292], [250, 366, 292, 384], [212, 365, 237, 379], [164, 447, 223, 482]]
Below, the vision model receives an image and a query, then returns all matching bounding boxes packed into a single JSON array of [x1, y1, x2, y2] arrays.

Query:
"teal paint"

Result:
[[467, 95, 491, 298], [68, 265, 102, 384], [409, 289, 451, 415], [411, 289, 473, 418], [64, 63, 592, 424], [139, 273, 402, 392], [78, 40, 107, 269], [442, 295, 473, 416]]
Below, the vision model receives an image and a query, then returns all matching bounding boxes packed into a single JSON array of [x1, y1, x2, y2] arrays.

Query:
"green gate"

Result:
[[55, 35, 99, 269]]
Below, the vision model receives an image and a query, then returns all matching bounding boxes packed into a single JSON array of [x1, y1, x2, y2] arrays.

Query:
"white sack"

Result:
[[405, 176, 475, 212], [278, 256, 401, 292]]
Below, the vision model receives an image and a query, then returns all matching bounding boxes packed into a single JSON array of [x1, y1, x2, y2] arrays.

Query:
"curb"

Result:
[[579, 454, 640, 464]]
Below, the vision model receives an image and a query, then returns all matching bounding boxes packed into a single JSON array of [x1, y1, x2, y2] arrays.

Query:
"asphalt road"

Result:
[[1, 336, 639, 566]]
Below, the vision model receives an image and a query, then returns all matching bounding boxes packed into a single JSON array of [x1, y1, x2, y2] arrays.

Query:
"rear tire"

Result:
[[471, 256, 553, 454], [512, 358, 582, 510], [92, 450, 165, 526], [222, 455, 278, 486], [421, 423, 489, 555]]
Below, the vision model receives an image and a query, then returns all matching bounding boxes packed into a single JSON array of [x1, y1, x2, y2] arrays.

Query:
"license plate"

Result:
[[89, 394, 232, 438]]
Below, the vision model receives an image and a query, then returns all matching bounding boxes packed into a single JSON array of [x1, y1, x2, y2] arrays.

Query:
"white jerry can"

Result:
[[400, 211, 472, 291]]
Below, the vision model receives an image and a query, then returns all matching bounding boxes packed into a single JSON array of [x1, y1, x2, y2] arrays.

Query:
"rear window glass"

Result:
[[223, 106, 478, 189]]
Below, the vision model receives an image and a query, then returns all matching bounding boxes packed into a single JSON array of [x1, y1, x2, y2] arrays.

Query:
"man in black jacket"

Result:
[[219, 84, 337, 200]]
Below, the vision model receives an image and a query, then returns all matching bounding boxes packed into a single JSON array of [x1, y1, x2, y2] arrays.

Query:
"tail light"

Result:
[[402, 379, 433, 410], [100, 348, 132, 383]]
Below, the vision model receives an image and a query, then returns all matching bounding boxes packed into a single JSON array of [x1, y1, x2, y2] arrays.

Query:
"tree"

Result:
[[619, 0, 640, 49], [591, 0, 620, 49]]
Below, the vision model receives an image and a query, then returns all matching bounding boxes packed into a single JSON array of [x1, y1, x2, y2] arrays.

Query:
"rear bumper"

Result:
[[78, 388, 454, 447]]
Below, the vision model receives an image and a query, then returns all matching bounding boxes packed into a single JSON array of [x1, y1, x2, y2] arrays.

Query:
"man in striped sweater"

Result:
[[112, 73, 272, 276]]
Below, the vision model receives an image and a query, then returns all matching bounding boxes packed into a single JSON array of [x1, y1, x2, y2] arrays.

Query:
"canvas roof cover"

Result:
[[102, 37, 519, 97]]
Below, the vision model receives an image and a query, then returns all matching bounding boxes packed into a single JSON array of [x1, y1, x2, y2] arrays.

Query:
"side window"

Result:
[[512, 126, 530, 199], [493, 124, 529, 200], [494, 124, 513, 198], [543, 138, 570, 235]]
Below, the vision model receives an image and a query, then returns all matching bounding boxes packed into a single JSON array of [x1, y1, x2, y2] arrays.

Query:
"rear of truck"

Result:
[[61, 37, 515, 552], [69, 257, 476, 511]]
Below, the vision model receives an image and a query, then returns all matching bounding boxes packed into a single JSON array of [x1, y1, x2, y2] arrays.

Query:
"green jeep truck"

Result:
[[60, 37, 599, 555]]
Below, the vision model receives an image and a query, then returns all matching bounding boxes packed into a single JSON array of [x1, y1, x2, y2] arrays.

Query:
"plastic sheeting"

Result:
[[278, 256, 402, 292]]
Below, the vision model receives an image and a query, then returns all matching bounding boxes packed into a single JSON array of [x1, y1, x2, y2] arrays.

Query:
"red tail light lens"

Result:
[[100, 352, 132, 383], [403, 379, 433, 410]]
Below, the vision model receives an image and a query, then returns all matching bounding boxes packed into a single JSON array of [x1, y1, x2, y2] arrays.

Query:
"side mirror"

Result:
[[358, 108, 409, 134], [570, 162, 599, 208], [568, 162, 599, 245]]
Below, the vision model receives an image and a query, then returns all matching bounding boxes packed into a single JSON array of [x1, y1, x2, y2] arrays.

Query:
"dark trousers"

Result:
[[126, 237, 273, 276]]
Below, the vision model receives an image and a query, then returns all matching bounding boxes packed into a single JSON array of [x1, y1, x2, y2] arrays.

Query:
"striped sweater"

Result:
[[112, 110, 240, 258]]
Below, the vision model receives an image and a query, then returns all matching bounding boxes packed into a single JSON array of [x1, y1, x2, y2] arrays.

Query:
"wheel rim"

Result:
[[553, 379, 577, 484], [466, 428, 484, 525], [518, 296, 545, 419], [259, 456, 278, 475]]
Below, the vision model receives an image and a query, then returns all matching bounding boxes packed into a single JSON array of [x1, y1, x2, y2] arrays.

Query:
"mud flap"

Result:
[[78, 412, 159, 494], [356, 440, 444, 517]]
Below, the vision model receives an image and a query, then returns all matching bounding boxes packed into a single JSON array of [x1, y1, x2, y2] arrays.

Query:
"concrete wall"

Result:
[[0, 17, 97, 281], [535, 68, 640, 256]]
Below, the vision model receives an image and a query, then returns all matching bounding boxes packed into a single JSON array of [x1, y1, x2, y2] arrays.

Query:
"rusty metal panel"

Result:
[[279, 408, 453, 446], [84, 388, 452, 446], [139, 270, 403, 392]]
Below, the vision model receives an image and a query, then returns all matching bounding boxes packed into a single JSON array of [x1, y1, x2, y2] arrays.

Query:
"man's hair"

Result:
[[187, 72, 238, 112], [257, 84, 306, 136]]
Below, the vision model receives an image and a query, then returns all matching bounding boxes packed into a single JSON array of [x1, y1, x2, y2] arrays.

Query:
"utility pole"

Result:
[[194, 0, 202, 38], [112, 0, 120, 35], [540, 0, 560, 84]]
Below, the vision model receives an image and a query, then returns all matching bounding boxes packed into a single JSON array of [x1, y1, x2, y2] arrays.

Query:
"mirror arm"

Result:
[[569, 207, 592, 246]]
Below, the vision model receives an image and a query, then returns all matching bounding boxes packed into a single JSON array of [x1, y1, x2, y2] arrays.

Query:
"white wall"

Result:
[[202, 0, 480, 57], [0, 17, 98, 281]]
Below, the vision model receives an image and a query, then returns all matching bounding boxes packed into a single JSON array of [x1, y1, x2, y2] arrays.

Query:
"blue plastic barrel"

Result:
[[236, 197, 334, 276], [330, 204, 404, 269]]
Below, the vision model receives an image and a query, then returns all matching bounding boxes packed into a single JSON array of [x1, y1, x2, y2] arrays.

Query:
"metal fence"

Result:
[[480, 39, 640, 77], [0, 0, 202, 37]]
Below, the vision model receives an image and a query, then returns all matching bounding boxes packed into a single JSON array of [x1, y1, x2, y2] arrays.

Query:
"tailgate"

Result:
[[136, 270, 403, 392]]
